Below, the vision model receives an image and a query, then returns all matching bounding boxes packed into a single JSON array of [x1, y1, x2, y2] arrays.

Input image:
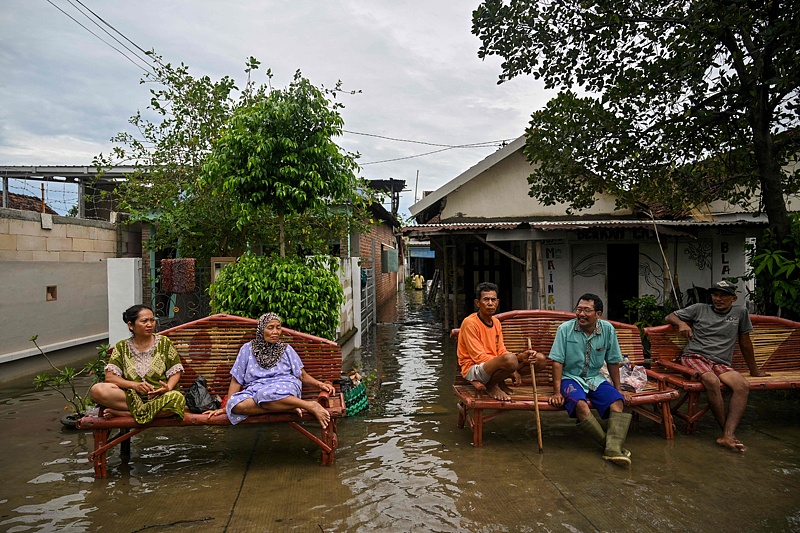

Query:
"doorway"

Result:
[[606, 244, 639, 321]]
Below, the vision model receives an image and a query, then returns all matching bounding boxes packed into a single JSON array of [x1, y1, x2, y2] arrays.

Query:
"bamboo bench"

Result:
[[76, 313, 345, 478], [451, 310, 679, 447], [645, 314, 800, 434]]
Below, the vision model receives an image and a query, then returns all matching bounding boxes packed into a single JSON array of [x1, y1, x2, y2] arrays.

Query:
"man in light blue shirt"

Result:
[[548, 293, 632, 466]]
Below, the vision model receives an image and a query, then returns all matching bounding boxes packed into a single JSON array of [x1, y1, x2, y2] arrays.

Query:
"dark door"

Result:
[[464, 242, 513, 314], [606, 244, 639, 321]]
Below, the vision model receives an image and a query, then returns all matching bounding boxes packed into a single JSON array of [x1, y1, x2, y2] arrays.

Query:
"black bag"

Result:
[[185, 375, 221, 414]]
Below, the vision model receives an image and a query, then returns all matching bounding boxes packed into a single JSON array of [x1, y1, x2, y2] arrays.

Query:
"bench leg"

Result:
[[92, 429, 110, 478], [457, 402, 466, 428], [473, 409, 483, 447]]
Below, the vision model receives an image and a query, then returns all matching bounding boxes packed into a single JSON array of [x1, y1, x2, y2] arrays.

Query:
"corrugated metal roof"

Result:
[[401, 217, 768, 235]]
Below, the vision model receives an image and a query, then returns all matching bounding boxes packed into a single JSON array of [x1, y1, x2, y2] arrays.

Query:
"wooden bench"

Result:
[[451, 310, 679, 447], [645, 314, 800, 434], [76, 313, 346, 478]]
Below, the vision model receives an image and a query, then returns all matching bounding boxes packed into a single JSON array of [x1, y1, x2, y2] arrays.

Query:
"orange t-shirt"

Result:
[[457, 312, 508, 377]]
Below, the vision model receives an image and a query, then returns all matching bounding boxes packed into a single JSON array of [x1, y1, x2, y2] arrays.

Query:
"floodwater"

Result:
[[1, 290, 799, 532]]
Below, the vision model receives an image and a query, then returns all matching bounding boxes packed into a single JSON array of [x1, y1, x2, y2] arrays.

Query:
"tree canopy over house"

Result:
[[472, 0, 800, 242]]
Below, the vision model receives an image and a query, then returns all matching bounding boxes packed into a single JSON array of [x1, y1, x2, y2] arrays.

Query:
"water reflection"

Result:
[[332, 290, 474, 531]]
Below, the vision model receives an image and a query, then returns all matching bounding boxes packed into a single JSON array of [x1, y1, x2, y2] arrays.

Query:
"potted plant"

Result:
[[30, 335, 109, 428]]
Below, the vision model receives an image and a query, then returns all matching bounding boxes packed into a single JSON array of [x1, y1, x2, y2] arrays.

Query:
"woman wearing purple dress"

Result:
[[205, 312, 335, 427]]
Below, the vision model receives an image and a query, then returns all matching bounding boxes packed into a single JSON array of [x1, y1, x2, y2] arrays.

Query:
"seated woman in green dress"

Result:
[[90, 304, 186, 423]]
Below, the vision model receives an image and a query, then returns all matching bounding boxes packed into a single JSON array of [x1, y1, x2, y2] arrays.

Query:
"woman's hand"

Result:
[[147, 380, 171, 397], [204, 408, 226, 420], [132, 381, 155, 395], [319, 381, 335, 394]]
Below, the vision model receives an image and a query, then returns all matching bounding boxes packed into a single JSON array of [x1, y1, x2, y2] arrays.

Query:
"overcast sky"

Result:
[[0, 1, 556, 216]]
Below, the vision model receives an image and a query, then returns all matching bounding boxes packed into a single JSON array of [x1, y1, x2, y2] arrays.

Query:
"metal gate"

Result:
[[360, 265, 375, 337], [151, 265, 212, 329]]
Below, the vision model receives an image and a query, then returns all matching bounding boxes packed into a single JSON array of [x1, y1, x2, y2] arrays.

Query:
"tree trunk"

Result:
[[750, 90, 790, 243], [279, 213, 285, 258]]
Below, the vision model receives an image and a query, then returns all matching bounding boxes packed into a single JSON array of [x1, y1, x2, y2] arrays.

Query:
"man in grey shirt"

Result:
[[665, 280, 767, 452]]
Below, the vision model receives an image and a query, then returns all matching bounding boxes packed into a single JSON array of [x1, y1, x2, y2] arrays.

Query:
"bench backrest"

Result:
[[159, 313, 342, 397], [451, 309, 644, 385], [644, 314, 800, 373]]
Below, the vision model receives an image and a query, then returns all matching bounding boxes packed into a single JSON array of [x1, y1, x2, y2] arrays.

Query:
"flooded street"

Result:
[[2, 290, 800, 532]]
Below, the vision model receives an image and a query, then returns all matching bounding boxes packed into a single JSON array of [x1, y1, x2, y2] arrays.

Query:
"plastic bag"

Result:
[[620, 364, 648, 393], [185, 375, 221, 413]]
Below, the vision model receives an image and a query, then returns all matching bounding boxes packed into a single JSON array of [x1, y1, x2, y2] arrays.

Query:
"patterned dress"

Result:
[[106, 335, 186, 424], [226, 342, 304, 425]]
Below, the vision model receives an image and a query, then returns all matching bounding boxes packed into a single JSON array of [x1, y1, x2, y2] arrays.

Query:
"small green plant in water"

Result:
[[31, 336, 109, 415]]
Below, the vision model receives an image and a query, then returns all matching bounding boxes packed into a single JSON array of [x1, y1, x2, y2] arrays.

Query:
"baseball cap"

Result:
[[709, 280, 737, 296]]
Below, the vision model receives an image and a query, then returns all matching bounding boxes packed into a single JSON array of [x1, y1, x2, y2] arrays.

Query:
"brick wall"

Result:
[[359, 221, 398, 309], [0, 208, 116, 261]]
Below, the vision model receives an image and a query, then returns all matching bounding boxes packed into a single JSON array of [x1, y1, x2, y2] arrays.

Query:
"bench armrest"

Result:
[[316, 384, 332, 408]]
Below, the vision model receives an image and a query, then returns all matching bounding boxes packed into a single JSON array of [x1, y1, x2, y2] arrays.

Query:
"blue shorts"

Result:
[[560, 379, 624, 419]]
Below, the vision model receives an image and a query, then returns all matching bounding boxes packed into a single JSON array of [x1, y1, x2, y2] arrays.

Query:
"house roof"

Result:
[[5, 192, 58, 214], [408, 135, 526, 217], [400, 216, 769, 238]]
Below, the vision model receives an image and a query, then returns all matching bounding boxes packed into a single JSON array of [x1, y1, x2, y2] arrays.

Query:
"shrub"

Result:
[[32, 338, 109, 415], [209, 252, 343, 339]]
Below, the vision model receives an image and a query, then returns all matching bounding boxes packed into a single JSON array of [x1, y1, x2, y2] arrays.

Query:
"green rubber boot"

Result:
[[602, 411, 632, 467], [578, 413, 630, 458]]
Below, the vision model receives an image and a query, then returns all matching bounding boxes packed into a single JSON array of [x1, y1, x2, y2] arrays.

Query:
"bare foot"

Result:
[[306, 402, 331, 429], [717, 436, 746, 453], [498, 382, 513, 396], [102, 408, 129, 419], [470, 380, 487, 394], [487, 384, 511, 401]]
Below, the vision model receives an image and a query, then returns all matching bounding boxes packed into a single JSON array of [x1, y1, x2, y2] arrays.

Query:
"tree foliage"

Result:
[[96, 55, 369, 260], [473, 0, 800, 238], [209, 253, 344, 339], [203, 70, 366, 257]]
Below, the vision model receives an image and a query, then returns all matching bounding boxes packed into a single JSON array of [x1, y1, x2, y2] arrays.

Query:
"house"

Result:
[[404, 135, 798, 329]]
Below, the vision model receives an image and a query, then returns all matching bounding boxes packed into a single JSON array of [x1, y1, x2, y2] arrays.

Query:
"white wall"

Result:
[[107, 258, 143, 346]]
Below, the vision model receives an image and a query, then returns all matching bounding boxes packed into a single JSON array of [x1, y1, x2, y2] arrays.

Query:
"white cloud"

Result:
[[0, 0, 555, 216]]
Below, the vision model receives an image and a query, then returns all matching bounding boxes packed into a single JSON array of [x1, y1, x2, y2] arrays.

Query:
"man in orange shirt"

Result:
[[457, 282, 546, 401]]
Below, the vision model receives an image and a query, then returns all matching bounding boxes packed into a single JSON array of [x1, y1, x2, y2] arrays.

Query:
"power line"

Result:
[[69, 0, 166, 70], [45, 0, 156, 77], [344, 129, 514, 148], [360, 143, 508, 165], [64, 0, 155, 71]]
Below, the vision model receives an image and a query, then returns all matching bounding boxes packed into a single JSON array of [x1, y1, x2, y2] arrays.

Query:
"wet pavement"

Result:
[[1, 290, 799, 532]]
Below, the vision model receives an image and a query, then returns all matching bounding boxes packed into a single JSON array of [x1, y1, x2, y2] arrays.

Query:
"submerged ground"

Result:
[[1, 290, 799, 532]]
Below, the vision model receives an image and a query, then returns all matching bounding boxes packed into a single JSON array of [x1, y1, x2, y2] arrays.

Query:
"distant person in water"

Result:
[[456, 282, 546, 401], [204, 312, 335, 428], [665, 280, 767, 453], [412, 272, 425, 291], [90, 305, 186, 424]]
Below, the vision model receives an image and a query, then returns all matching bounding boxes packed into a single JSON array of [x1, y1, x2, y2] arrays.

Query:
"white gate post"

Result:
[[107, 258, 143, 346]]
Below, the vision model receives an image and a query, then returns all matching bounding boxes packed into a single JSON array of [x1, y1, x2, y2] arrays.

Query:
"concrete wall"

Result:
[[440, 149, 629, 220], [0, 208, 113, 367]]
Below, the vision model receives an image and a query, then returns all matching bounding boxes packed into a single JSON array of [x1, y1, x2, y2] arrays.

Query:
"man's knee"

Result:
[[609, 399, 624, 413], [498, 352, 518, 371], [722, 371, 750, 395], [575, 400, 591, 418], [700, 372, 721, 390]]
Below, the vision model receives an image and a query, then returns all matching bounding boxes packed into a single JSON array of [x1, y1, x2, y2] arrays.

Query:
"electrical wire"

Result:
[[44, 0, 156, 77], [343, 129, 515, 149]]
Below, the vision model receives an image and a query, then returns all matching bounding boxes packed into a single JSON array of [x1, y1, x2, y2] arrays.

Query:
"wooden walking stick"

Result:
[[528, 338, 544, 453]]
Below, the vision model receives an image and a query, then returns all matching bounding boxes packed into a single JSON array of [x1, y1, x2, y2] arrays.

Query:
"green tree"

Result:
[[203, 70, 366, 258], [472, 0, 800, 242], [96, 56, 368, 260]]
